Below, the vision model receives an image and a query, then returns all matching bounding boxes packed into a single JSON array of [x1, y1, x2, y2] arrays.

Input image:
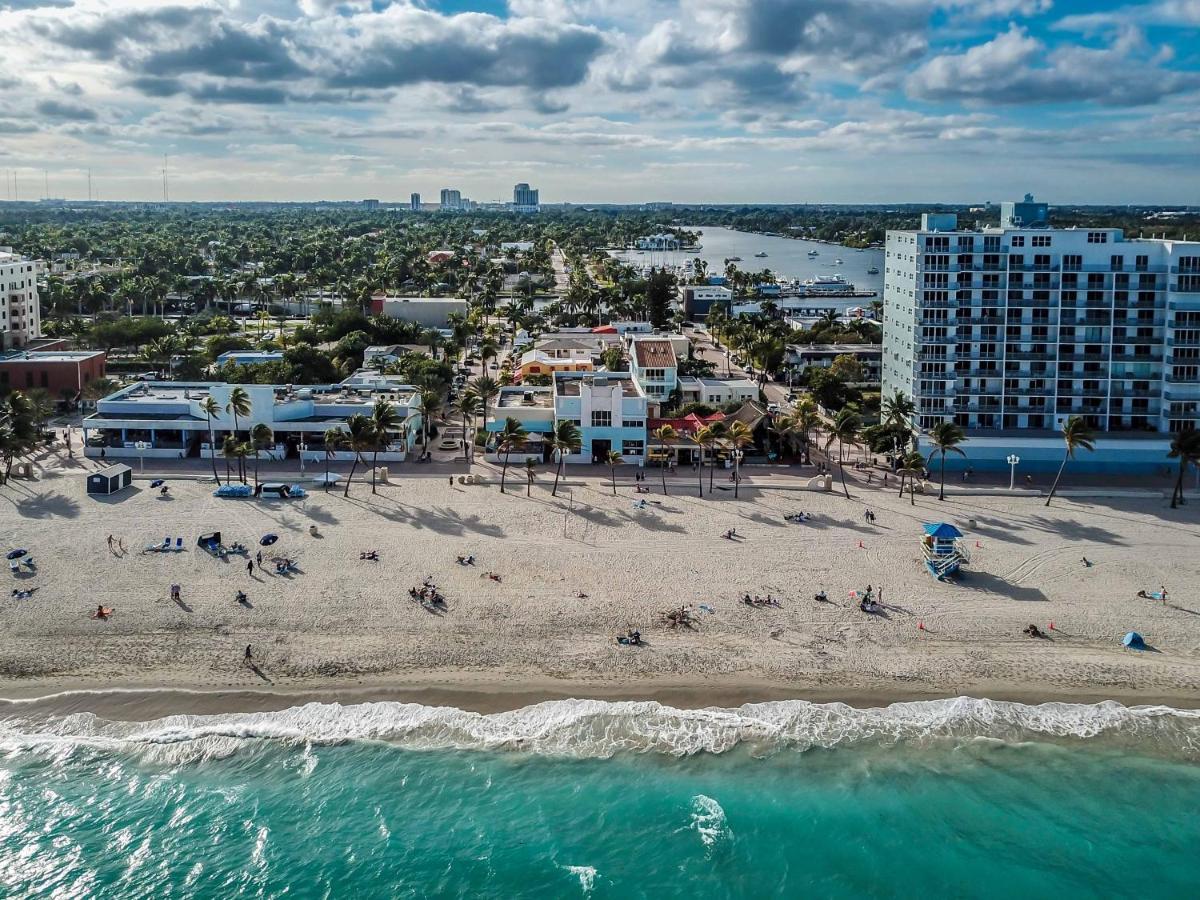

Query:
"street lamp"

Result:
[[134, 440, 149, 475], [1007, 454, 1020, 490], [299, 440, 308, 477]]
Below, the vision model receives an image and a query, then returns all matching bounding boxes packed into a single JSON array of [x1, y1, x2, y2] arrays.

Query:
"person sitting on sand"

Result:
[[1081, 557, 1092, 567], [235, 590, 248, 605], [814, 590, 827, 603], [92, 605, 113, 619], [1023, 624, 1044, 638]]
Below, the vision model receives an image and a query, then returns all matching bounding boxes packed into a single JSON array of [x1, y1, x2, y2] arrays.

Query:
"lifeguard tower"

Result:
[[922, 522, 970, 579]]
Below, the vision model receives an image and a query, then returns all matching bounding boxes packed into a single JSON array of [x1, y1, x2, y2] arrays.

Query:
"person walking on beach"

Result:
[[170, 583, 181, 602], [244, 645, 253, 664], [106, 534, 114, 552], [256, 550, 263, 568], [247, 560, 254, 576], [449, 476, 454, 488]]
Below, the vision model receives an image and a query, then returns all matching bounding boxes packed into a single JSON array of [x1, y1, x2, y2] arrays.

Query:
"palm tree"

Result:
[[369, 399, 402, 494], [226, 386, 251, 482], [605, 449, 623, 495], [1168, 427, 1200, 509], [690, 426, 711, 497], [250, 423, 274, 491], [1045, 416, 1096, 507], [322, 427, 345, 492], [927, 421, 967, 501], [896, 450, 926, 506], [823, 408, 862, 499], [417, 389, 441, 455], [550, 420, 582, 497], [472, 375, 499, 428], [726, 420, 753, 499], [455, 391, 481, 469], [792, 399, 819, 465], [496, 417, 528, 494], [707, 421, 727, 492], [220, 434, 239, 484], [342, 414, 377, 498], [227, 441, 252, 486], [652, 424, 677, 494]]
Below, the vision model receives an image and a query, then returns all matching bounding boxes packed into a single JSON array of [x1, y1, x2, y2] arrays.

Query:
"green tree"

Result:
[[322, 427, 345, 493], [605, 449, 624, 495], [690, 426, 711, 497], [1168, 427, 1200, 509], [225, 386, 251, 482], [342, 414, 377, 498], [823, 408, 862, 499], [250, 423, 274, 491], [550, 420, 582, 497], [927, 421, 967, 501], [370, 399, 402, 494], [727, 420, 754, 499], [198, 396, 222, 483], [496, 417, 528, 494], [652, 424, 677, 494], [1045, 416, 1096, 507], [455, 391, 481, 471]]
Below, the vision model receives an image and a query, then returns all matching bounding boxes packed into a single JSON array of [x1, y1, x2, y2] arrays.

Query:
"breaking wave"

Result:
[[1, 696, 1198, 764]]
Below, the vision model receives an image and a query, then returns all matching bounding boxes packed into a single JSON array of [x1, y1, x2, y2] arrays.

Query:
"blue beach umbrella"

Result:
[[1122, 632, 1146, 651], [6, 549, 27, 560], [260, 534, 279, 546]]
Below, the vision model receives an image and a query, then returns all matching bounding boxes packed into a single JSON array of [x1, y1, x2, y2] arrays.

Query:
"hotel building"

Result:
[[1, 249, 42, 350], [882, 196, 1200, 472]]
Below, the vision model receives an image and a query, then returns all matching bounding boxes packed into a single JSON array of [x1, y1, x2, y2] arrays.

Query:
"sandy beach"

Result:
[[3, 456, 1200, 712]]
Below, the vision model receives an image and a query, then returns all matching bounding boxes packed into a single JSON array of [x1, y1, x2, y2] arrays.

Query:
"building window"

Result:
[[591, 410, 612, 427], [621, 440, 644, 455], [1032, 235, 1051, 247], [1087, 232, 1108, 244], [625, 419, 645, 429], [643, 368, 665, 380], [1011, 236, 1025, 247]]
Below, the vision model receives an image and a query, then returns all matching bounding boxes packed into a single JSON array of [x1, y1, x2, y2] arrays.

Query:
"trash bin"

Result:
[[378, 467, 389, 483]]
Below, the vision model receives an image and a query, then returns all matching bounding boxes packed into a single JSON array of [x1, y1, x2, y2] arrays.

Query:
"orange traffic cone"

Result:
[[1049, 621, 1055, 631], [975, 540, 982, 549], [858, 540, 865, 549], [918, 621, 925, 631]]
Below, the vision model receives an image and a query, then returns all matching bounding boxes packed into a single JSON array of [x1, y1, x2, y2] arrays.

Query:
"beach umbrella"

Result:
[[6, 549, 27, 560], [260, 534, 279, 546], [1122, 632, 1146, 651], [150, 479, 165, 488]]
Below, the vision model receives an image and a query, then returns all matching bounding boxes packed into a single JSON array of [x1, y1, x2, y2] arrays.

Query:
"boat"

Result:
[[867, 266, 879, 275], [726, 256, 742, 262], [754, 251, 768, 258], [834, 257, 844, 264], [803, 274, 855, 293], [807, 250, 819, 257]]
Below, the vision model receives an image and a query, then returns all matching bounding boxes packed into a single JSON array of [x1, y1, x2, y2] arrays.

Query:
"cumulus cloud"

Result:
[[906, 24, 1198, 105]]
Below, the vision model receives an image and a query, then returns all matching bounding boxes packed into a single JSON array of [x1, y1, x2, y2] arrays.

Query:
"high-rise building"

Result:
[[882, 196, 1200, 472], [439, 189, 462, 211], [410, 193, 421, 211], [513, 183, 540, 213], [0, 249, 42, 350]]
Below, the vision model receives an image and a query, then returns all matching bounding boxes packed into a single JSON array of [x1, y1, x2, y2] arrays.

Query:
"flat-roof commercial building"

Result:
[[882, 196, 1200, 473], [0, 348, 105, 396], [82, 381, 423, 463]]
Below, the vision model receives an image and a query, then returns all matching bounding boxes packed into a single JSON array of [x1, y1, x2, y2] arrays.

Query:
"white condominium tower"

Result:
[[883, 196, 1200, 437], [0, 249, 42, 350]]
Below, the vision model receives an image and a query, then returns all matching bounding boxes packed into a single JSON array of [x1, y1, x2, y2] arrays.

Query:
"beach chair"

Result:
[[22, 558, 34, 571], [160, 537, 171, 550], [8, 560, 18, 574], [175, 538, 184, 552]]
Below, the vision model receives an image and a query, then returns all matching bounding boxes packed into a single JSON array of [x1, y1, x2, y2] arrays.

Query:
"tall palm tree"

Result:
[[220, 434, 239, 484], [417, 390, 441, 454], [707, 421, 727, 492], [896, 450, 926, 506], [927, 421, 967, 501], [342, 414, 377, 498], [1168, 427, 1200, 509], [792, 398, 819, 465], [726, 420, 754, 499], [652, 424, 677, 494], [823, 408, 862, 500], [369, 399, 402, 494], [250, 423, 274, 491], [472, 375, 499, 429], [226, 386, 251, 482], [322, 427, 345, 492], [198, 395, 222, 483], [690, 426, 711, 497], [1045, 416, 1096, 507], [496, 417, 527, 494], [550, 420, 582, 497], [455, 391, 481, 470], [605, 449, 623, 495]]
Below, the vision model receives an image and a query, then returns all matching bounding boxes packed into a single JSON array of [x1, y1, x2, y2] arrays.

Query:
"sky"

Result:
[[0, 0, 1198, 204]]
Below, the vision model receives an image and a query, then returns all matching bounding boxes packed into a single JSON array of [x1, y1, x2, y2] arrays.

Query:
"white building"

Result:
[[678, 377, 758, 407], [636, 234, 681, 251], [0, 249, 42, 349], [439, 189, 463, 211], [513, 183, 540, 213], [369, 294, 468, 328], [82, 381, 423, 464], [883, 196, 1200, 473]]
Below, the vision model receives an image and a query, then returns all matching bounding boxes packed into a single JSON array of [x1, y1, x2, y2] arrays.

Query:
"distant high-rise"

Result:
[[0, 249, 43, 349], [513, 183, 540, 213], [410, 192, 421, 211], [439, 188, 462, 211]]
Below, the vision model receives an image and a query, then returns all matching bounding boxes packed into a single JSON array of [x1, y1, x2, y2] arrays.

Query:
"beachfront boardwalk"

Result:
[[2, 457, 1199, 705]]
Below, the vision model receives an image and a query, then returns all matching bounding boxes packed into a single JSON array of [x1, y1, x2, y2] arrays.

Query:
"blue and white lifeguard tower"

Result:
[[922, 522, 970, 579]]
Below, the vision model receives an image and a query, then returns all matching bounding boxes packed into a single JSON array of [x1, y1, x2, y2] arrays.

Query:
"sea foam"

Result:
[[1, 696, 1198, 763]]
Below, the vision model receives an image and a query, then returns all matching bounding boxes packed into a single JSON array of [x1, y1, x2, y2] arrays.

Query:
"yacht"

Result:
[[726, 256, 742, 262], [834, 257, 844, 264], [803, 273, 855, 293], [866, 265, 879, 275], [754, 251, 768, 258], [807, 249, 819, 257]]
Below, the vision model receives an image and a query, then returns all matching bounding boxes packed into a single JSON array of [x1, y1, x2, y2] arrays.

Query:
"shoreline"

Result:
[[4, 673, 1200, 721]]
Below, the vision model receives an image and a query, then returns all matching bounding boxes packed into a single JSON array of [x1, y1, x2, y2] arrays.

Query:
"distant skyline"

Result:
[[0, 1, 1198, 204]]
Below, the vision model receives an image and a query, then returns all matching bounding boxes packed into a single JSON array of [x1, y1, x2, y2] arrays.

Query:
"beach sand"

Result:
[[2, 460, 1200, 713]]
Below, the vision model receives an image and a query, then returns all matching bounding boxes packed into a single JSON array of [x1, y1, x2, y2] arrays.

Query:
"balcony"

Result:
[[1167, 336, 1200, 346], [956, 316, 1005, 325], [1059, 352, 1110, 362], [1110, 388, 1159, 398], [921, 334, 958, 345], [1171, 283, 1200, 294], [1111, 352, 1164, 363], [916, 350, 953, 361], [1006, 350, 1055, 360], [1008, 264, 1060, 273]]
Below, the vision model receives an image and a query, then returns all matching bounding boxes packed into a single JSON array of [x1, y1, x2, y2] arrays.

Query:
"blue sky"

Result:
[[0, 0, 1197, 203]]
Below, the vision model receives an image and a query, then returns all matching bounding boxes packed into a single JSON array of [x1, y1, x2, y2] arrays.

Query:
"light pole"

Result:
[[299, 440, 308, 477], [1007, 454, 1020, 490], [135, 440, 149, 475]]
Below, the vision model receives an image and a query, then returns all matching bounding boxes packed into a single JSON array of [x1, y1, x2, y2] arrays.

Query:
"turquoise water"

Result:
[[2, 697, 1199, 898]]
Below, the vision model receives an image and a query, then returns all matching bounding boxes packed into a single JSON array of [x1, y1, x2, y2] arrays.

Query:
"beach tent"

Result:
[[1122, 632, 1146, 651], [86, 463, 133, 496]]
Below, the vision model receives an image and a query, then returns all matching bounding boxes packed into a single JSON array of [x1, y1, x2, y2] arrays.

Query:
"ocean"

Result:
[[2, 696, 1199, 898], [609, 226, 887, 295]]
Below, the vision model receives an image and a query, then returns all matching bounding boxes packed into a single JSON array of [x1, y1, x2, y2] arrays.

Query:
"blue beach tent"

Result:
[[1122, 632, 1146, 651]]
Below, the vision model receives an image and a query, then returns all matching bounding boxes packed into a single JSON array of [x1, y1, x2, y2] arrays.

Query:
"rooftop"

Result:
[[496, 387, 553, 409], [0, 350, 104, 364], [632, 339, 677, 369], [553, 372, 640, 398]]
